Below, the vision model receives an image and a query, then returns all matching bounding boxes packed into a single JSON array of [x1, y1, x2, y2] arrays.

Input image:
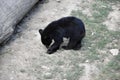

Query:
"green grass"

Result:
[[71, 0, 120, 79], [97, 54, 120, 80], [106, 0, 120, 3], [64, 66, 84, 80], [71, 0, 120, 62]]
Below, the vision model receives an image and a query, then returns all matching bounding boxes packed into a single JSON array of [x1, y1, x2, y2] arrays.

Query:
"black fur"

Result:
[[39, 16, 85, 54]]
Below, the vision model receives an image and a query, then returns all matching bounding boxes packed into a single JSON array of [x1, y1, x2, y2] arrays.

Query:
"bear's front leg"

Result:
[[47, 30, 64, 54], [47, 42, 61, 54]]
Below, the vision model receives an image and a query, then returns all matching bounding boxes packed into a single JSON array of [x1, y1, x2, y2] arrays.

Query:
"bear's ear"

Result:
[[39, 29, 43, 35]]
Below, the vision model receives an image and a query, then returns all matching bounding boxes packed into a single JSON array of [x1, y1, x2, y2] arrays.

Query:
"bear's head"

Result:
[[39, 29, 52, 48]]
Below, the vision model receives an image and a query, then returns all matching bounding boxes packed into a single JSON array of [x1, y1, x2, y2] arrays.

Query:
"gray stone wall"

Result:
[[0, 0, 39, 44]]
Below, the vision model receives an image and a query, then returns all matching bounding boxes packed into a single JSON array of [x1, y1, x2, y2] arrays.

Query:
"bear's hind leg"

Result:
[[73, 35, 85, 50], [73, 40, 82, 50], [62, 38, 77, 50]]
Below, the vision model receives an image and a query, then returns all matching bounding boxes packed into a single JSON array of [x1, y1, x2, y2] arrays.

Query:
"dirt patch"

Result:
[[103, 4, 120, 31]]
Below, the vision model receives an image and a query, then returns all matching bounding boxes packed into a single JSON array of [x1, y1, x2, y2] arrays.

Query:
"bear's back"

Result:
[[43, 16, 85, 36]]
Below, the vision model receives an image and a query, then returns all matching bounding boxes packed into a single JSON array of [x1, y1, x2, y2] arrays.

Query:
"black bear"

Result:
[[39, 16, 85, 54]]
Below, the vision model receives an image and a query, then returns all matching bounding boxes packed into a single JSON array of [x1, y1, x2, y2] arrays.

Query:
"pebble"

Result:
[[41, 66, 50, 70], [85, 60, 89, 63], [10, 77, 14, 80], [20, 69, 26, 73], [56, 0, 61, 3], [109, 49, 119, 56], [44, 72, 53, 79]]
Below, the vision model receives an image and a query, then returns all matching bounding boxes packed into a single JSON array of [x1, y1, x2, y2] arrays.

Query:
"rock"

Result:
[[109, 49, 119, 56], [0, 0, 39, 45]]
